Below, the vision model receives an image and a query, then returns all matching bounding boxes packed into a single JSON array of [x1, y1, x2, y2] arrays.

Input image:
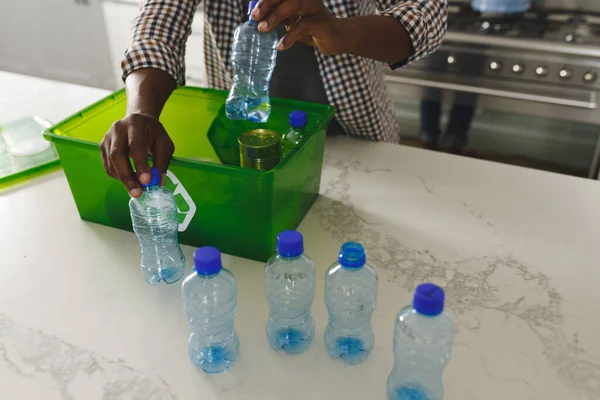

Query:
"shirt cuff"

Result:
[[121, 38, 185, 86], [382, 3, 446, 69]]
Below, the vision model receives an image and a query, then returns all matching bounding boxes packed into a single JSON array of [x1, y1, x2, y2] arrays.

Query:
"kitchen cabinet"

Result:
[[101, 0, 138, 89], [102, 0, 207, 89], [0, 0, 114, 89]]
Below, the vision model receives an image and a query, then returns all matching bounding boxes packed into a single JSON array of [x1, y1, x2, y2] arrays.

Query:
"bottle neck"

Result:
[[279, 253, 302, 261], [341, 264, 364, 271], [197, 271, 219, 279], [142, 185, 159, 192]]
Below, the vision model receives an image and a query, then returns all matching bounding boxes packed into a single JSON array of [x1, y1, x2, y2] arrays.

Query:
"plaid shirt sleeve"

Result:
[[121, 0, 201, 86], [379, 0, 448, 68]]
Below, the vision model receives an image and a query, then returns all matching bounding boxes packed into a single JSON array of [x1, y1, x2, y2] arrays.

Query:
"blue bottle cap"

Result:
[[140, 167, 161, 188], [277, 230, 304, 258], [338, 242, 366, 268], [413, 283, 445, 316], [194, 247, 223, 276], [289, 111, 307, 128], [248, 0, 258, 16]]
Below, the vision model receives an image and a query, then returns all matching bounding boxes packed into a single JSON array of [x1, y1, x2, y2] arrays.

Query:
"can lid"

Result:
[[238, 129, 281, 159], [413, 283, 445, 316]]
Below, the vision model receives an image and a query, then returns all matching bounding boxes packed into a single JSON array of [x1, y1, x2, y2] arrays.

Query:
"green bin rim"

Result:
[[43, 87, 335, 175]]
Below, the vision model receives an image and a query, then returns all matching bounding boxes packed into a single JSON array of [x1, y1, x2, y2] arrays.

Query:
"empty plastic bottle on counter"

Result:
[[387, 283, 454, 400], [324, 242, 378, 364], [225, 0, 278, 123], [281, 111, 308, 159], [265, 230, 316, 354], [182, 247, 240, 374], [129, 167, 186, 285]]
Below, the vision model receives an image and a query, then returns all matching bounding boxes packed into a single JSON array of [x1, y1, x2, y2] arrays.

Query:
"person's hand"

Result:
[[252, 0, 347, 55], [100, 113, 175, 198]]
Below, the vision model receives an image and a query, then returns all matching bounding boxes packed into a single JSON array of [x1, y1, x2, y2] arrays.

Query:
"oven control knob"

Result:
[[512, 64, 525, 74], [535, 66, 549, 77], [583, 71, 597, 84], [447, 54, 457, 66], [559, 68, 573, 80], [489, 61, 503, 72]]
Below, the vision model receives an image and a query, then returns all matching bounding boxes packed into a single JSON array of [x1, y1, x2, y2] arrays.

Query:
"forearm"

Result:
[[339, 15, 414, 66], [125, 68, 176, 119]]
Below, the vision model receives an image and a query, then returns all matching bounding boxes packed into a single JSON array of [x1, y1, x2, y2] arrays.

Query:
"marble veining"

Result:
[[0, 314, 176, 400], [313, 157, 600, 398], [417, 175, 499, 235]]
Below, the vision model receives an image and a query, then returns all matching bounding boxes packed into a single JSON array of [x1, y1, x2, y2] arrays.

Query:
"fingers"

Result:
[[127, 121, 151, 185], [151, 127, 175, 184], [100, 135, 117, 179], [279, 15, 320, 50], [101, 115, 173, 195], [109, 123, 141, 198], [252, 0, 282, 21], [255, 0, 321, 32]]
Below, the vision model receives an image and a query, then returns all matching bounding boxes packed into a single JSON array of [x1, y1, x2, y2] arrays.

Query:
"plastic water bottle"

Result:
[[324, 242, 378, 364], [387, 283, 454, 400], [129, 167, 186, 285], [182, 247, 240, 374], [225, 0, 278, 123], [265, 230, 316, 354], [281, 111, 308, 159]]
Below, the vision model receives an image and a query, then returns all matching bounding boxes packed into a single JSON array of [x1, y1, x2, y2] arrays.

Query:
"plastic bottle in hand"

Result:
[[265, 230, 316, 354], [182, 247, 240, 374], [225, 0, 278, 123], [324, 242, 378, 364], [387, 283, 454, 400], [129, 167, 186, 285], [281, 111, 308, 159]]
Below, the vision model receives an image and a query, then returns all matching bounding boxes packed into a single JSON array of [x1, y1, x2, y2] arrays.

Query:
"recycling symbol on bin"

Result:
[[164, 170, 196, 232]]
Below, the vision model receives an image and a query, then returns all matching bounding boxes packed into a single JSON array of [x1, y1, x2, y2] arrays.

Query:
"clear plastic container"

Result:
[[387, 283, 454, 400], [0, 116, 60, 189], [129, 167, 186, 284], [265, 230, 316, 354], [2, 115, 52, 156], [324, 242, 378, 364], [182, 247, 239, 373]]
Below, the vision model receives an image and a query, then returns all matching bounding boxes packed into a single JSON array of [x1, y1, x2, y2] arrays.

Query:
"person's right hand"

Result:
[[100, 113, 175, 198]]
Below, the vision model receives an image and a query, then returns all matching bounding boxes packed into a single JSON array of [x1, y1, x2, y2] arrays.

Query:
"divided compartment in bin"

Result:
[[44, 87, 334, 261]]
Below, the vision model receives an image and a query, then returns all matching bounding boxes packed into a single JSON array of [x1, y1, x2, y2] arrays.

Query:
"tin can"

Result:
[[238, 129, 281, 171]]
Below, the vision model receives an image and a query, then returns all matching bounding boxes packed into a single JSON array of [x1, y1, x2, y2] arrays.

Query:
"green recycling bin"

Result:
[[44, 87, 334, 262]]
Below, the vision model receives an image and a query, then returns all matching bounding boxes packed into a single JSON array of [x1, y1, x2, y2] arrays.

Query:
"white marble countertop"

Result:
[[1, 71, 599, 400]]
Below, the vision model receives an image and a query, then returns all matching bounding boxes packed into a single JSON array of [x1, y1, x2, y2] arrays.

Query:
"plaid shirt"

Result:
[[122, 0, 447, 142]]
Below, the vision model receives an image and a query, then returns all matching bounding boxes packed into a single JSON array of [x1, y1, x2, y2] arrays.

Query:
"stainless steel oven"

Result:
[[385, 1, 600, 178]]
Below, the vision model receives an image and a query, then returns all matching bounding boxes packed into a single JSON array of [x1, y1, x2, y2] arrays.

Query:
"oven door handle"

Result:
[[385, 75, 598, 110]]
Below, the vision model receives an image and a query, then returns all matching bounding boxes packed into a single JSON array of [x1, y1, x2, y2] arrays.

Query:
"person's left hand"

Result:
[[251, 0, 347, 55]]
